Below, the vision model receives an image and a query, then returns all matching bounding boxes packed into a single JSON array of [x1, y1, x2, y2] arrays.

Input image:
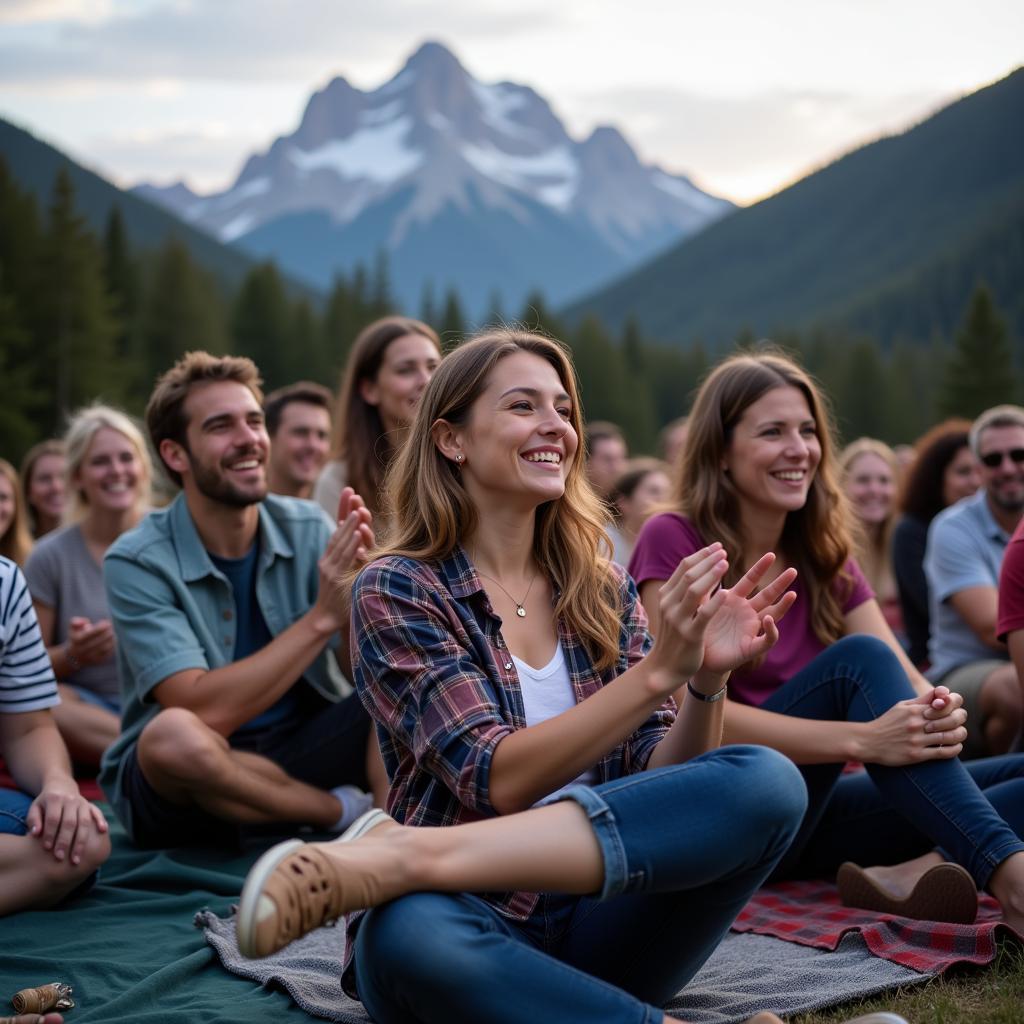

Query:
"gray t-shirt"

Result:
[[924, 489, 1011, 680], [24, 523, 120, 703]]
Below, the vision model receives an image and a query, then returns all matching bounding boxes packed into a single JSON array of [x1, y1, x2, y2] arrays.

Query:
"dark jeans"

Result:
[[354, 745, 808, 1024], [123, 688, 372, 849], [763, 635, 1024, 887]]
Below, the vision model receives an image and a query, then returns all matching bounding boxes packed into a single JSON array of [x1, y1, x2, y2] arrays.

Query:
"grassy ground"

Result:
[[791, 940, 1024, 1024]]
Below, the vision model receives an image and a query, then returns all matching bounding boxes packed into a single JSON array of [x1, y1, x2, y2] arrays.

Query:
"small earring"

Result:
[[455, 454, 465, 465]]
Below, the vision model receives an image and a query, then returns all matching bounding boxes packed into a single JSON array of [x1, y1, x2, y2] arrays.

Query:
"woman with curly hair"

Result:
[[891, 420, 980, 668]]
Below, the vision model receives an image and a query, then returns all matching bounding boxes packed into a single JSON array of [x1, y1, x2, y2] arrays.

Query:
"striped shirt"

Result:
[[0, 557, 59, 713], [350, 546, 673, 921]]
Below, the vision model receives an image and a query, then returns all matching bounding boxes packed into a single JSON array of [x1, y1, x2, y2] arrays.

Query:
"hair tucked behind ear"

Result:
[[365, 329, 624, 672], [676, 349, 854, 645]]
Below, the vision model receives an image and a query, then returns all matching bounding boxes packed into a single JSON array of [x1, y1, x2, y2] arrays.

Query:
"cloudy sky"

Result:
[[1, 0, 1021, 204]]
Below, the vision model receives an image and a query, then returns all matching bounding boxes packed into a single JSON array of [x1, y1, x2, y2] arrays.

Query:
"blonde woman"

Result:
[[840, 438, 903, 636], [25, 406, 152, 766], [0, 458, 32, 566]]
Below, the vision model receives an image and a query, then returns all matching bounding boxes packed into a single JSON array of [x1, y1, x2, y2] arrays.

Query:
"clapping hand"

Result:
[[67, 616, 115, 668], [313, 487, 375, 630], [700, 553, 797, 674]]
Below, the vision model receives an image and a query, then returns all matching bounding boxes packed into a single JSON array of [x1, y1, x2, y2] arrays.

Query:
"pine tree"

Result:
[[231, 263, 292, 390], [439, 288, 466, 346], [34, 168, 123, 430], [938, 284, 1017, 419], [138, 237, 228, 390], [0, 285, 42, 458], [323, 275, 357, 385], [419, 279, 438, 332], [370, 250, 394, 317], [103, 207, 143, 388], [486, 289, 505, 329]]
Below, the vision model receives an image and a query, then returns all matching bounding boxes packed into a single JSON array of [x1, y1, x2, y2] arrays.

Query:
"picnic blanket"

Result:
[[200, 909, 930, 1024], [734, 879, 1019, 973], [0, 808, 310, 1024], [1, 808, 1018, 1024], [198, 875, 1021, 1024]]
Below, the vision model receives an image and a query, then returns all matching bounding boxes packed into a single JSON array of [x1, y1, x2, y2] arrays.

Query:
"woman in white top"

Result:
[[237, 330, 819, 1024], [25, 406, 152, 766]]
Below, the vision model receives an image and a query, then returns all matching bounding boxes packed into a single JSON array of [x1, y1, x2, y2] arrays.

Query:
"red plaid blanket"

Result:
[[734, 879, 1019, 973]]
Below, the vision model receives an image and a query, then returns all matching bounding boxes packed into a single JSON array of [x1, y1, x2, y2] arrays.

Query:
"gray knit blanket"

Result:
[[198, 909, 929, 1023]]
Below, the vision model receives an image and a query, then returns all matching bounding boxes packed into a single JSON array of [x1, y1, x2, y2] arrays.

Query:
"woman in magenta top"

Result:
[[630, 350, 1024, 931]]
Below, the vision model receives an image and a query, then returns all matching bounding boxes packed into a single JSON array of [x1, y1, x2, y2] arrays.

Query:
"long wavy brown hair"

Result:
[[369, 329, 624, 672], [330, 317, 441, 517], [674, 350, 854, 645], [0, 458, 32, 566]]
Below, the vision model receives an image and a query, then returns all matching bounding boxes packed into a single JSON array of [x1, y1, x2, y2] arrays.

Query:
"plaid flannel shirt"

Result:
[[350, 545, 674, 922]]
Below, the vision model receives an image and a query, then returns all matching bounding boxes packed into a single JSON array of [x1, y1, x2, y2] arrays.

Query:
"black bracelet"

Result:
[[687, 678, 727, 703]]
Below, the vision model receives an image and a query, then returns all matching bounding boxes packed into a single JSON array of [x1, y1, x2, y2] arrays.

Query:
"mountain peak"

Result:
[[402, 41, 466, 77]]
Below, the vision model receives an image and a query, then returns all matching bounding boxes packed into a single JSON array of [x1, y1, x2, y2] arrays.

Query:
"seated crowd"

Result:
[[2, 322, 1024, 1024]]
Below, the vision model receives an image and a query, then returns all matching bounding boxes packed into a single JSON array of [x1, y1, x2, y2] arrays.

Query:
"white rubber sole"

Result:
[[236, 838, 304, 958]]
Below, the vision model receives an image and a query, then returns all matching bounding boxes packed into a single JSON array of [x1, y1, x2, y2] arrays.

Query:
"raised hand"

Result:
[[701, 553, 797, 674], [67, 617, 116, 668], [646, 543, 731, 695], [315, 487, 375, 629]]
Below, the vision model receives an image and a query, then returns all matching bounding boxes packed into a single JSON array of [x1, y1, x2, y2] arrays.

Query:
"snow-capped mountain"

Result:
[[136, 42, 732, 313]]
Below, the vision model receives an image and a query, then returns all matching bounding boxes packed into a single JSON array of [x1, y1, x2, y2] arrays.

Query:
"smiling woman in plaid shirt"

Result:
[[233, 329, 830, 1024]]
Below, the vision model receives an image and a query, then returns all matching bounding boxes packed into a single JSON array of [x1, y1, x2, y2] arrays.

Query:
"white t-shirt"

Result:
[[512, 642, 599, 797], [0, 557, 59, 714]]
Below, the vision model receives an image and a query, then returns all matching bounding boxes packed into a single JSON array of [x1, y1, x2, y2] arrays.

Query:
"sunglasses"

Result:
[[979, 448, 1024, 468]]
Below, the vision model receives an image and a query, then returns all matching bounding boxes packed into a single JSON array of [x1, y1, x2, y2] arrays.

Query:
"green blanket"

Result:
[[0, 808, 309, 1023]]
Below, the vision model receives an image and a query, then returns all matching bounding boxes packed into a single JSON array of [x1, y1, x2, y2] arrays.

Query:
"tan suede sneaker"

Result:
[[236, 808, 395, 959]]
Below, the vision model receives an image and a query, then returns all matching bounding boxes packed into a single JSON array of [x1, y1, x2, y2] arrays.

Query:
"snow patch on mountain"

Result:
[[288, 118, 423, 184]]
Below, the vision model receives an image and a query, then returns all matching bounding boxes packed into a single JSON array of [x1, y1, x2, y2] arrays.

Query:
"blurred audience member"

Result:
[[264, 381, 333, 500], [659, 415, 689, 468], [584, 421, 628, 502], [314, 317, 441, 525], [998, 514, 1024, 751], [0, 458, 32, 566], [840, 439, 903, 637], [1, 556, 111, 916], [20, 440, 66, 539], [25, 407, 152, 767], [892, 419, 979, 667], [606, 458, 671, 567], [893, 444, 917, 475], [925, 405, 1024, 756]]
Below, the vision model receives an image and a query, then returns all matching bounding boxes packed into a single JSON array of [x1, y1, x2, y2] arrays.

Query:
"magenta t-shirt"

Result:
[[629, 513, 874, 707]]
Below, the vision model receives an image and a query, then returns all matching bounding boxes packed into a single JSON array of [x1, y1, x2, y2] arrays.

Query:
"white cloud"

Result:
[[0, 0, 1020, 201]]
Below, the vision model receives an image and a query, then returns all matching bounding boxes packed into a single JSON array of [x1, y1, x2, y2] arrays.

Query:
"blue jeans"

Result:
[[0, 787, 33, 836], [762, 635, 1024, 887], [354, 745, 807, 1024]]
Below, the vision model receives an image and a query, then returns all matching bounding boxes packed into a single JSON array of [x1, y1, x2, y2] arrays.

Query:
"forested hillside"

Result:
[[567, 69, 1024, 351]]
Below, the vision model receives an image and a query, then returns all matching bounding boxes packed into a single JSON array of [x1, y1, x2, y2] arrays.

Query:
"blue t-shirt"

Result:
[[209, 542, 299, 734], [924, 489, 1011, 679]]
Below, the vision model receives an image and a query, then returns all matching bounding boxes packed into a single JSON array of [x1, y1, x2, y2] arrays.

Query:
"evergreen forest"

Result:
[[1, 159, 1021, 465]]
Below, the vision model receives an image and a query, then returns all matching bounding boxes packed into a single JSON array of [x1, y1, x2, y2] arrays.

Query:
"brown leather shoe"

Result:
[[236, 808, 394, 958], [837, 860, 977, 924]]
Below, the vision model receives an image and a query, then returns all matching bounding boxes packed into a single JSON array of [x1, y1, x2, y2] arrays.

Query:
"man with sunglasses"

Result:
[[924, 404, 1024, 756]]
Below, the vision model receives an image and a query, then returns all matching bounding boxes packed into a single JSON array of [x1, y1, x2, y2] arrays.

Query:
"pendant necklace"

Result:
[[474, 565, 538, 618]]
